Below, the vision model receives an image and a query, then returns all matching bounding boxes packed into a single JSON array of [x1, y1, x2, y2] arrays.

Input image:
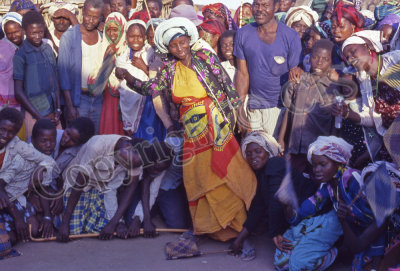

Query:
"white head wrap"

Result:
[[285, 6, 319, 28], [154, 17, 199, 54], [1, 12, 22, 33], [46, 2, 79, 18], [342, 30, 384, 53], [126, 19, 147, 32], [307, 136, 353, 165], [241, 131, 281, 159]]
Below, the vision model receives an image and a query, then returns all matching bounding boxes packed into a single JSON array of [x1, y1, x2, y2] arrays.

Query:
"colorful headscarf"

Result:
[[1, 12, 23, 50], [233, 3, 254, 28], [87, 12, 127, 96], [241, 131, 281, 158], [199, 19, 226, 36], [9, 0, 36, 12], [154, 17, 199, 54], [375, 4, 400, 21], [285, 6, 319, 28], [202, 3, 237, 30], [307, 136, 353, 165], [130, 10, 151, 23], [332, 1, 365, 32], [342, 30, 384, 53]]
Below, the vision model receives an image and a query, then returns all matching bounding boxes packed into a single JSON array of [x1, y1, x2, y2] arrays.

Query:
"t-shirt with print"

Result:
[[234, 22, 301, 110]]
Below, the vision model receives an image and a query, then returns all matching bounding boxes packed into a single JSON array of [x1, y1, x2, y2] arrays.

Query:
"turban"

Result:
[[154, 17, 199, 54], [241, 131, 281, 159], [199, 19, 226, 36], [342, 30, 384, 53], [333, 1, 365, 32], [285, 6, 319, 28], [9, 0, 36, 12], [46, 2, 78, 18], [307, 136, 353, 165]]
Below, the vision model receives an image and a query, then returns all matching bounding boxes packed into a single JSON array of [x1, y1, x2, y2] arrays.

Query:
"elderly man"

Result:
[[58, 0, 104, 133], [46, 2, 79, 53], [234, 0, 301, 137]]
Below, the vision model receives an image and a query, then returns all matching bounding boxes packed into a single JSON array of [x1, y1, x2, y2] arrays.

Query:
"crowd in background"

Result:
[[0, 0, 400, 270]]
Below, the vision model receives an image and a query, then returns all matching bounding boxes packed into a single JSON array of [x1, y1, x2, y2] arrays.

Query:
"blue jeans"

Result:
[[77, 94, 104, 134], [156, 185, 190, 229], [124, 183, 190, 229]]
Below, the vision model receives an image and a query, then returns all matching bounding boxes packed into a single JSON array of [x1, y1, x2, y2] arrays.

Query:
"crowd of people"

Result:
[[0, 0, 400, 269]]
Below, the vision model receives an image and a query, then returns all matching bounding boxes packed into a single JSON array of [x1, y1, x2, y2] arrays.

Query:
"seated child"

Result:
[[29, 118, 95, 238], [219, 30, 237, 83], [0, 108, 57, 243], [57, 135, 167, 242], [278, 39, 340, 173], [274, 136, 352, 271], [13, 11, 61, 138]]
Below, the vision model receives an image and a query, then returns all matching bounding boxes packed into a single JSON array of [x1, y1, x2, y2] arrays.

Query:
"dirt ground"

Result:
[[0, 218, 350, 271]]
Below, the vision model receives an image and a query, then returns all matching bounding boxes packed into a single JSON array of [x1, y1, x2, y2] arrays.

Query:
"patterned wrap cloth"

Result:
[[307, 136, 353, 165]]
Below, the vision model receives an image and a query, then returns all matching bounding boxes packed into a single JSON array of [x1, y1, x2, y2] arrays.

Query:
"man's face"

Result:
[[252, 0, 277, 26], [110, 0, 129, 19], [82, 5, 102, 31], [52, 10, 72, 33]]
